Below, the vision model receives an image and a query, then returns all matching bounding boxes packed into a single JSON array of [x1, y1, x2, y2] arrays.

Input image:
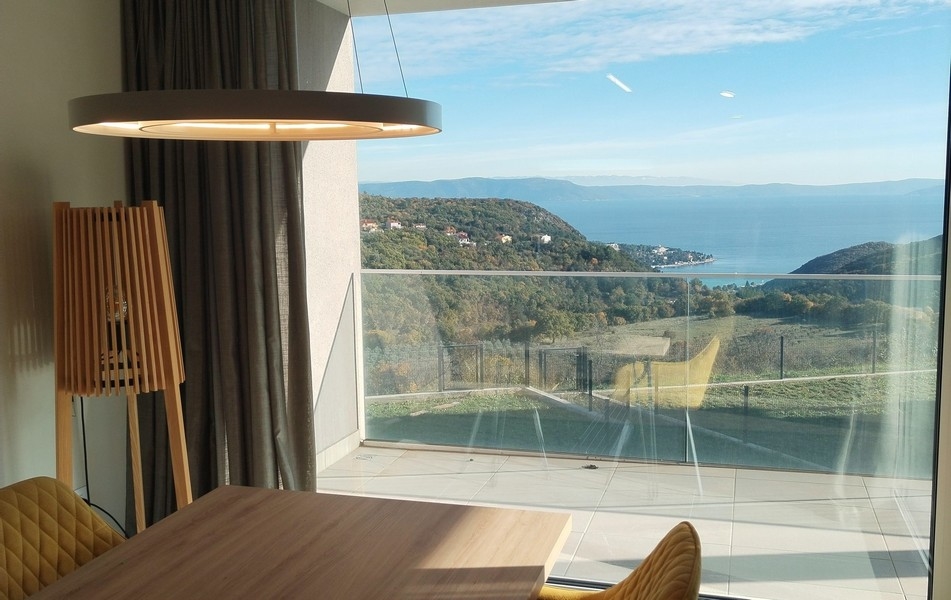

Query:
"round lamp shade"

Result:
[[69, 89, 442, 141]]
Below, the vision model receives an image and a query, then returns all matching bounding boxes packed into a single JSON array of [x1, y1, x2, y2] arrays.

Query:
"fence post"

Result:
[[872, 329, 877, 374], [524, 341, 530, 386], [743, 385, 750, 442], [587, 358, 594, 410], [539, 350, 546, 390], [779, 335, 785, 380], [478, 343, 484, 387], [437, 345, 445, 391], [582, 347, 589, 393], [575, 349, 583, 392]]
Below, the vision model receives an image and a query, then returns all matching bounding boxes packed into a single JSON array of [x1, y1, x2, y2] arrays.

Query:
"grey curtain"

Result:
[[121, 0, 316, 530]]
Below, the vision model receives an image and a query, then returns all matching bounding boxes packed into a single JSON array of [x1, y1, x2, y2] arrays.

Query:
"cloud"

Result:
[[353, 0, 949, 84]]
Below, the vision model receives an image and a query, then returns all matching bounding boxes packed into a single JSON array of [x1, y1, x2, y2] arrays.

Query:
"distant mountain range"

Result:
[[360, 177, 944, 204], [559, 175, 731, 186]]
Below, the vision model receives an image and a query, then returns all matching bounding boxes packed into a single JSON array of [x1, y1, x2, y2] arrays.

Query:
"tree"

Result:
[[535, 309, 574, 344]]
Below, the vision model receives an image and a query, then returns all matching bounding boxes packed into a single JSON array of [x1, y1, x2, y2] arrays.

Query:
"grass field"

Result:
[[367, 381, 935, 477]]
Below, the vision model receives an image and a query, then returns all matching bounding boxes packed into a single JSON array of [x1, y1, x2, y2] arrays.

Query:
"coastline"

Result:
[[653, 257, 716, 269]]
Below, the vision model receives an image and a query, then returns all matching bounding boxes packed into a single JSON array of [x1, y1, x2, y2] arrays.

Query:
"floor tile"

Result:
[[320, 445, 933, 600], [728, 544, 902, 594], [729, 577, 909, 600], [732, 520, 888, 556]]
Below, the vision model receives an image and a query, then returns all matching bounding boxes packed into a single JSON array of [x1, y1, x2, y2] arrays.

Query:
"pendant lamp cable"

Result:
[[347, 0, 366, 94], [347, 0, 409, 97], [382, 0, 409, 97]]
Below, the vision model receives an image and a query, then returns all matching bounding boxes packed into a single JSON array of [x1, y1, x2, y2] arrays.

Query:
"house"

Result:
[[1, 2, 950, 596], [497, 233, 513, 244], [385, 218, 402, 229], [360, 219, 380, 232]]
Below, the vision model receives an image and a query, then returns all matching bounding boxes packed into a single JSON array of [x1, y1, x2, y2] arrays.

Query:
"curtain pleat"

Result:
[[121, 0, 316, 531]]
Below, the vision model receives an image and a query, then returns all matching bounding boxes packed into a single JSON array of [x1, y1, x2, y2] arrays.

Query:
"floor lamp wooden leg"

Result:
[[126, 391, 146, 533], [164, 385, 193, 509], [55, 389, 73, 489]]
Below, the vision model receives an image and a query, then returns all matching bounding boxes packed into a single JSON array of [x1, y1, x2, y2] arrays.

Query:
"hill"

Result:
[[758, 235, 943, 309], [789, 236, 943, 276], [359, 194, 652, 272]]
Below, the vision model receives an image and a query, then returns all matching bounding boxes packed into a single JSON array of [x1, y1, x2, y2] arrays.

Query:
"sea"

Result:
[[531, 194, 945, 286]]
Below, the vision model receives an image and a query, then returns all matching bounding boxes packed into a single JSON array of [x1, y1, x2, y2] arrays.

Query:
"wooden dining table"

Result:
[[32, 484, 572, 599]]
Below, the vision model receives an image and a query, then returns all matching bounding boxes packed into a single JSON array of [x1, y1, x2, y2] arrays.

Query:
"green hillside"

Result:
[[759, 236, 943, 310], [360, 194, 652, 272], [790, 236, 942, 275]]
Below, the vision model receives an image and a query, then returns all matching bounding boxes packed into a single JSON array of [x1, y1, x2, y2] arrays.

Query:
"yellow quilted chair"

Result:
[[539, 521, 701, 600], [614, 337, 720, 409], [0, 476, 125, 599]]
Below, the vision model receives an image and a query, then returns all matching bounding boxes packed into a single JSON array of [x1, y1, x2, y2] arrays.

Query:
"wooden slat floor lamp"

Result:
[[53, 201, 192, 533]]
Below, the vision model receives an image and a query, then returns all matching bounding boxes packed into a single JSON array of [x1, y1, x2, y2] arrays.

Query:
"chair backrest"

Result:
[[612, 337, 720, 410], [590, 521, 701, 600], [0, 476, 125, 599], [650, 337, 720, 409]]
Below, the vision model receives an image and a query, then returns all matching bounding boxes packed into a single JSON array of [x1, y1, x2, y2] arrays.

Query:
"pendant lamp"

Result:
[[68, 0, 440, 142], [68, 89, 441, 141]]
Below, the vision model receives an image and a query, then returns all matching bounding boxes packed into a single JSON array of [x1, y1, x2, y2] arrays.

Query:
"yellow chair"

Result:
[[614, 337, 720, 409], [0, 476, 125, 599], [539, 521, 701, 600]]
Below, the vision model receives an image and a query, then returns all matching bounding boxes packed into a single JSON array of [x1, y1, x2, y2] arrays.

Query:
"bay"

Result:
[[531, 194, 945, 284]]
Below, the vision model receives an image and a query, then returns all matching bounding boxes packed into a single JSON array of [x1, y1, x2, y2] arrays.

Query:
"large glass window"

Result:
[[334, 3, 951, 599]]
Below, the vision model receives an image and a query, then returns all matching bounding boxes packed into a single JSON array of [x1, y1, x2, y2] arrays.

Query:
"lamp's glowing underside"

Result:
[[69, 89, 442, 141]]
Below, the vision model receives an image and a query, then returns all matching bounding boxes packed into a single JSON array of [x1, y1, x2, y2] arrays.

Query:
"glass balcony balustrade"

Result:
[[362, 270, 938, 480], [344, 269, 938, 599]]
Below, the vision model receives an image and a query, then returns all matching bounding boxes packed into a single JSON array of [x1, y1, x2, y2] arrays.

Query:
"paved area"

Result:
[[317, 445, 932, 600]]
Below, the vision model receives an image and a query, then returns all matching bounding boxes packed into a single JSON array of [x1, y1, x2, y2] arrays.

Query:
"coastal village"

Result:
[[360, 217, 713, 268], [360, 218, 553, 249]]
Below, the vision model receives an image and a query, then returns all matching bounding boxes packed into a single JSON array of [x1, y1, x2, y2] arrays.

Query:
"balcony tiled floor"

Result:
[[317, 445, 933, 600]]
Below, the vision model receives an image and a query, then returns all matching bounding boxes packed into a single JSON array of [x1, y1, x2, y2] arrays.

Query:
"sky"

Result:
[[352, 0, 951, 186]]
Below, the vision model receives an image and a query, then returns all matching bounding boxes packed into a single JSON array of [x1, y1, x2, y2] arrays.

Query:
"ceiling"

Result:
[[317, 0, 570, 17]]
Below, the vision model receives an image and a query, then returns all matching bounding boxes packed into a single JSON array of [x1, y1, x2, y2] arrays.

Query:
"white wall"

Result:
[[298, 1, 365, 466], [0, 0, 128, 525]]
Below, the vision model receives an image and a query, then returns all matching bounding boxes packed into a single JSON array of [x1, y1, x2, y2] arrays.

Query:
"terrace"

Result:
[[330, 269, 940, 599], [318, 445, 931, 600]]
